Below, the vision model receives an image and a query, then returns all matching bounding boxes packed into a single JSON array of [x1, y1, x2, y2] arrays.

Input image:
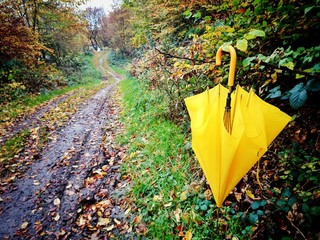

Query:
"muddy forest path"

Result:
[[0, 52, 135, 239]]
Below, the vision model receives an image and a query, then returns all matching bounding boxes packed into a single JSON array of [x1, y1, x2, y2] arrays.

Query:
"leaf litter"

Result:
[[0, 54, 136, 239]]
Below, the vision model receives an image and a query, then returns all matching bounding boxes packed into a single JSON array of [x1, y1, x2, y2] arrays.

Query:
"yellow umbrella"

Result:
[[184, 45, 291, 207]]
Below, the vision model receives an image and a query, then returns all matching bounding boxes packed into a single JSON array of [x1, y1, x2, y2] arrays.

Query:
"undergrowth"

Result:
[[118, 76, 252, 239], [0, 54, 102, 123]]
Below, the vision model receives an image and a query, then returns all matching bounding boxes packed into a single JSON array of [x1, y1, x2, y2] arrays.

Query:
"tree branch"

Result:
[[155, 48, 214, 64]]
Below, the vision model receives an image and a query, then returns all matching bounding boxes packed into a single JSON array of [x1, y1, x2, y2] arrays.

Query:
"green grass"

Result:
[[0, 129, 30, 177], [118, 76, 251, 239]]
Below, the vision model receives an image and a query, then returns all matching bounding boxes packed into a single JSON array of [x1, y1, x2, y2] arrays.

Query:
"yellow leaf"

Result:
[[20, 222, 28, 230], [204, 189, 212, 200], [97, 217, 110, 226], [226, 27, 235, 33], [246, 190, 259, 200], [180, 191, 188, 201], [296, 74, 305, 79], [164, 202, 172, 207], [153, 195, 162, 202], [236, 39, 248, 52], [271, 72, 277, 83], [283, 61, 294, 70], [183, 230, 192, 240]]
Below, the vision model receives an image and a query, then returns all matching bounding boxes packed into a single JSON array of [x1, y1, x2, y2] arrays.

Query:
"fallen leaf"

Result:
[[174, 208, 182, 223], [235, 192, 242, 202], [204, 189, 212, 200], [20, 222, 28, 230], [180, 191, 188, 201], [153, 195, 162, 202], [106, 224, 115, 231], [114, 218, 121, 225], [54, 198, 60, 206], [53, 213, 60, 221], [33, 180, 40, 186], [246, 189, 259, 200], [164, 202, 172, 207], [78, 216, 86, 227], [183, 230, 192, 240], [124, 207, 131, 216], [97, 217, 110, 226]]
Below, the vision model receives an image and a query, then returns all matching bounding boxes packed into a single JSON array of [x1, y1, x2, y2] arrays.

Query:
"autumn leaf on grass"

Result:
[[174, 208, 182, 223], [183, 230, 192, 240], [180, 191, 188, 201]]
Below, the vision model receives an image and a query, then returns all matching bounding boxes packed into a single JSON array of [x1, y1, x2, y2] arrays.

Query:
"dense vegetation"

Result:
[[108, 0, 320, 239], [1, 0, 320, 239], [0, 0, 89, 103]]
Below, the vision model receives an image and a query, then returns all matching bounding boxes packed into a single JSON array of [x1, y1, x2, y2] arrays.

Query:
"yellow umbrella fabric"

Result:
[[184, 45, 291, 207]]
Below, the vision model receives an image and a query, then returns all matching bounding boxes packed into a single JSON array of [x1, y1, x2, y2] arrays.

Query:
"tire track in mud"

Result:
[[0, 53, 134, 239]]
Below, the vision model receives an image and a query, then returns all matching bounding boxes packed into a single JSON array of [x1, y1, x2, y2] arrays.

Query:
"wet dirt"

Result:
[[0, 53, 135, 239]]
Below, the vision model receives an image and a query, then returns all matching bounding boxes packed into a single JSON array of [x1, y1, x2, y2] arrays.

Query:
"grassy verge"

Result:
[[118, 76, 250, 239]]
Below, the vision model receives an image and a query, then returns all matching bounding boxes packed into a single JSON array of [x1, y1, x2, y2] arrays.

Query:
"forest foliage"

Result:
[[107, 0, 320, 239], [0, 0, 89, 103], [1, 0, 320, 239]]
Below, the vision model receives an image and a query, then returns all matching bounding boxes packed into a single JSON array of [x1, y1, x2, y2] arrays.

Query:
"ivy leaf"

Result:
[[289, 83, 308, 109], [267, 86, 281, 99], [248, 213, 259, 224], [306, 79, 320, 92], [245, 29, 266, 40], [282, 61, 295, 70], [183, 10, 192, 19], [282, 188, 291, 197], [304, 6, 315, 15], [193, 11, 202, 20], [243, 57, 255, 67], [236, 39, 248, 52], [251, 201, 261, 210], [310, 206, 320, 216], [276, 199, 287, 207]]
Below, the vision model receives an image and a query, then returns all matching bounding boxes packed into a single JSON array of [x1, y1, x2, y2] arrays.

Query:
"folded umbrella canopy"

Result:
[[184, 45, 291, 207]]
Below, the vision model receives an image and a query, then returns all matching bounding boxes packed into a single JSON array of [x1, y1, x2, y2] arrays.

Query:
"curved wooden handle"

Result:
[[216, 45, 237, 87]]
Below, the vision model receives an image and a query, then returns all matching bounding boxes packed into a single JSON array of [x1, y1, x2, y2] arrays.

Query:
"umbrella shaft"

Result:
[[225, 92, 232, 109]]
